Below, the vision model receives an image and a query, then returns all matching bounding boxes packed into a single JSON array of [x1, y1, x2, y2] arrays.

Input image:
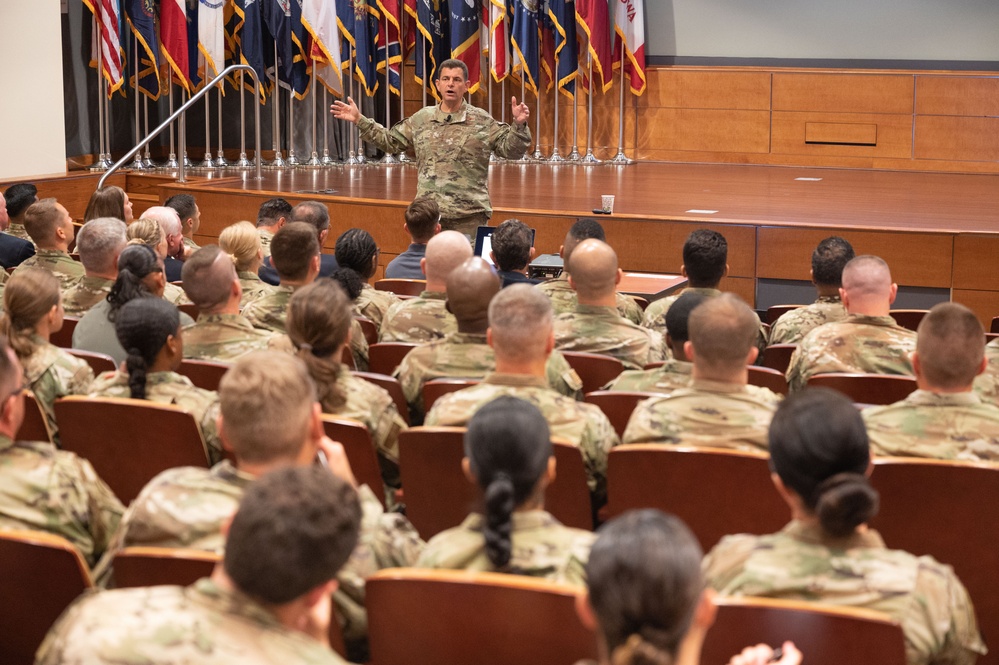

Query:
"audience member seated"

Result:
[[577, 509, 803, 665], [786, 255, 916, 392], [384, 196, 440, 279], [165, 193, 201, 253], [537, 217, 643, 324], [769, 236, 854, 346], [16, 197, 84, 289], [36, 465, 361, 665], [553, 239, 664, 370], [605, 291, 708, 393], [92, 351, 423, 646], [124, 218, 190, 304], [83, 184, 134, 224], [702, 388, 986, 665], [490, 218, 540, 287], [380, 230, 471, 343], [0, 268, 93, 444], [286, 279, 408, 488], [73, 244, 194, 364], [181, 245, 275, 362], [0, 334, 121, 568], [623, 294, 780, 451], [255, 197, 292, 259], [424, 284, 618, 497], [417, 397, 595, 584], [86, 297, 223, 463], [335, 227, 399, 326], [396, 257, 582, 420], [3, 182, 39, 243], [0, 185, 36, 268], [328, 268, 372, 370], [62, 217, 127, 317], [242, 222, 321, 333], [218, 220, 277, 309], [259, 201, 338, 285], [863, 302, 999, 461], [141, 205, 188, 282]]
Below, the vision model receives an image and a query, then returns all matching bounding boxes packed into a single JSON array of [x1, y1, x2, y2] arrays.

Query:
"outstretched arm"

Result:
[[330, 96, 362, 124], [511, 96, 530, 126]]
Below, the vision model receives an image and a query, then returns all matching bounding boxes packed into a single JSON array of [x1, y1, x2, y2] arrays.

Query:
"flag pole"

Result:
[[216, 86, 230, 166], [346, 50, 359, 164], [379, 14, 398, 164], [582, 52, 600, 163], [236, 71, 252, 167], [270, 42, 288, 168], [531, 80, 543, 161], [199, 76, 217, 168], [397, 51, 410, 163], [307, 64, 322, 166], [321, 86, 336, 164], [287, 79, 301, 165], [165, 84, 180, 168], [567, 52, 581, 161], [487, 49, 500, 163], [181, 89, 194, 167], [143, 96, 154, 167], [609, 38, 633, 165], [90, 12, 110, 171], [421, 40, 427, 107], [549, 47, 565, 162], [128, 33, 148, 170]]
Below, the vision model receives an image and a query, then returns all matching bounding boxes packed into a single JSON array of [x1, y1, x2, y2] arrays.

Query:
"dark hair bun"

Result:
[[814, 473, 879, 538]]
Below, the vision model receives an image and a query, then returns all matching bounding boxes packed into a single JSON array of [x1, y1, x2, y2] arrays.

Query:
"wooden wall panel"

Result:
[[638, 109, 770, 154], [914, 116, 999, 162], [28, 172, 125, 221], [640, 70, 772, 110], [952, 290, 999, 328], [915, 76, 999, 116], [771, 111, 913, 159], [772, 73, 914, 114], [953, 234, 999, 291]]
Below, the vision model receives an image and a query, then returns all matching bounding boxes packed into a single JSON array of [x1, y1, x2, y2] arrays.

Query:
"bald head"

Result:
[[423, 230, 473, 289], [446, 257, 500, 332], [567, 239, 620, 302], [688, 293, 760, 379], [840, 255, 896, 316]]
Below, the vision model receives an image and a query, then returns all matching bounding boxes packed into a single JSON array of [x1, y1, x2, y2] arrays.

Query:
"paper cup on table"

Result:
[[601, 195, 615, 214]]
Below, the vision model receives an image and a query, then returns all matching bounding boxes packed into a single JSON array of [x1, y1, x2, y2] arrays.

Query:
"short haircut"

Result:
[[437, 58, 468, 81], [488, 284, 553, 363], [219, 351, 318, 463], [218, 221, 262, 272], [291, 201, 330, 236], [271, 222, 320, 281], [664, 291, 710, 345], [23, 198, 65, 244], [4, 183, 38, 219], [84, 185, 127, 223], [257, 197, 292, 227], [334, 228, 379, 279], [224, 466, 361, 605], [563, 218, 606, 263], [811, 236, 855, 287], [164, 193, 197, 223], [841, 255, 892, 300], [688, 293, 759, 372], [682, 229, 727, 287], [404, 196, 440, 242], [490, 219, 533, 272], [182, 245, 237, 312], [916, 302, 985, 389], [76, 217, 127, 274], [141, 206, 182, 236]]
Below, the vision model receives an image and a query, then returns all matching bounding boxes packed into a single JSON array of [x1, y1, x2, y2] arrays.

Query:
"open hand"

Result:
[[727, 641, 803, 665], [511, 96, 530, 126], [330, 96, 361, 124]]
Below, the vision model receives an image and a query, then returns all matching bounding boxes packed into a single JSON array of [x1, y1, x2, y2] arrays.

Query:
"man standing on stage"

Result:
[[331, 59, 531, 238]]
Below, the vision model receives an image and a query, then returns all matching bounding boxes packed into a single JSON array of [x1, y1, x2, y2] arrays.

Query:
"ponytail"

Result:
[[483, 471, 516, 568]]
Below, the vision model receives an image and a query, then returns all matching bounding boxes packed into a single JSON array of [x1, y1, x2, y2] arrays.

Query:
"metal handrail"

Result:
[[98, 64, 262, 189]]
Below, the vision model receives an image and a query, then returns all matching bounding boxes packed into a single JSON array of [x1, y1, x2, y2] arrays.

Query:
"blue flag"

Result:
[[234, 0, 273, 100], [450, 0, 482, 94], [123, 0, 161, 99], [262, 0, 308, 97], [413, 0, 449, 99], [547, 0, 576, 96], [186, 0, 203, 89], [337, 0, 380, 96], [511, 0, 540, 93], [288, 0, 310, 98]]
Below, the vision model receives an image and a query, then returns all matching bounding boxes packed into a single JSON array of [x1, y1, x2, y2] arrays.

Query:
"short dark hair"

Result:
[[664, 291, 710, 345], [291, 201, 330, 236], [682, 229, 727, 287], [811, 236, 855, 287], [4, 183, 38, 219], [405, 197, 440, 242], [491, 219, 533, 272], [257, 197, 292, 227], [224, 465, 361, 605], [334, 228, 378, 279], [568, 218, 606, 242], [916, 302, 985, 389], [271, 222, 320, 281], [436, 58, 468, 81], [164, 193, 197, 222]]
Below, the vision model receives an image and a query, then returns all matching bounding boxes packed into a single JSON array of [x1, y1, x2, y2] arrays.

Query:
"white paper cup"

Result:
[[601, 195, 615, 214]]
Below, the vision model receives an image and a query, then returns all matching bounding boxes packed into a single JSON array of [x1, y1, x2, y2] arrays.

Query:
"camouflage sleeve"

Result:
[[350, 332, 370, 372], [546, 352, 584, 401], [369, 397, 406, 465], [641, 299, 669, 336], [701, 533, 759, 593], [354, 484, 425, 568], [619, 295, 644, 325], [358, 115, 414, 155], [77, 457, 126, 566], [393, 354, 425, 420], [199, 400, 225, 465], [647, 330, 668, 364], [580, 404, 621, 496], [487, 118, 532, 160], [908, 560, 987, 665], [785, 345, 808, 392], [621, 397, 682, 445], [555, 535, 596, 588], [33, 591, 94, 664]]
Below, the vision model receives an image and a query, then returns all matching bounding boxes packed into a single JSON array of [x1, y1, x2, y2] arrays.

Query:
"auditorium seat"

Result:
[[340, 346, 356, 369], [806, 373, 917, 406], [560, 351, 625, 395], [422, 377, 480, 414], [354, 316, 378, 346], [991, 316, 999, 334], [112, 546, 219, 588], [368, 342, 417, 376], [375, 278, 426, 297], [177, 358, 230, 391], [766, 304, 804, 324], [761, 343, 796, 373], [51, 315, 78, 349], [321, 415, 388, 509], [584, 390, 660, 438], [20, 391, 52, 443], [747, 366, 788, 396], [177, 303, 200, 320], [889, 309, 928, 332], [353, 371, 411, 425], [366, 568, 598, 665], [67, 349, 117, 376]]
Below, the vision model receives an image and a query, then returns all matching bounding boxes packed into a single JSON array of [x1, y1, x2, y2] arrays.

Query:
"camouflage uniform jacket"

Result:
[[621, 378, 781, 452], [0, 434, 123, 568], [786, 314, 917, 392], [182, 313, 276, 362], [242, 284, 295, 333], [768, 295, 848, 346], [379, 290, 456, 343], [62, 275, 114, 317], [973, 340, 999, 406], [355, 283, 398, 328], [238, 270, 276, 310], [553, 304, 666, 370], [88, 370, 224, 464], [163, 280, 193, 305], [35, 577, 350, 665], [604, 358, 693, 393], [183, 236, 200, 252], [641, 286, 768, 356], [23, 336, 94, 445], [417, 510, 594, 587], [703, 520, 987, 665], [537, 274, 644, 324], [424, 372, 620, 495], [357, 100, 531, 219], [394, 331, 584, 418], [258, 228, 274, 258], [863, 390, 999, 462], [6, 221, 32, 244], [327, 365, 407, 476], [14, 247, 85, 290]]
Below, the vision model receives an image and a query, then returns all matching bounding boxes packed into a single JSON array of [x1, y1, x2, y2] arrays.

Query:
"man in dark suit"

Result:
[[259, 200, 338, 285], [0, 188, 36, 269]]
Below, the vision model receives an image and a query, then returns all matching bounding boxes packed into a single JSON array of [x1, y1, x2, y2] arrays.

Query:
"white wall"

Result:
[[0, 0, 67, 179]]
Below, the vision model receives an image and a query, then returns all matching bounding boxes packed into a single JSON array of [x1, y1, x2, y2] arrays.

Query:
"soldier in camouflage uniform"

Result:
[[243, 222, 322, 334], [181, 245, 275, 361], [396, 258, 583, 420], [786, 256, 916, 392], [379, 230, 471, 342], [334, 228, 400, 327], [424, 285, 618, 497], [333, 58, 531, 236], [37, 466, 362, 665], [166, 193, 202, 256], [703, 389, 986, 665], [15, 198, 85, 289], [623, 294, 780, 452], [552, 239, 665, 370], [863, 302, 999, 461], [61, 216, 127, 317], [769, 236, 854, 346], [0, 339, 122, 568], [255, 197, 292, 260]]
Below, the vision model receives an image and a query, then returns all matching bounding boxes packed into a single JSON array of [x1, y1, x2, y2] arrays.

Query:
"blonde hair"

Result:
[[126, 218, 166, 252], [286, 280, 353, 412], [218, 221, 262, 272], [0, 268, 60, 359]]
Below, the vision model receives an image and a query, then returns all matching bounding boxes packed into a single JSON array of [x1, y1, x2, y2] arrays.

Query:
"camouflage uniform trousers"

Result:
[[61, 275, 114, 317], [242, 284, 295, 334], [14, 248, 85, 290], [23, 337, 94, 445], [768, 296, 848, 346], [785, 314, 917, 392], [622, 378, 781, 453], [182, 313, 276, 362], [355, 284, 399, 328], [357, 100, 531, 221], [537, 274, 644, 325], [604, 358, 693, 393], [379, 290, 457, 343], [553, 304, 666, 370], [237, 270, 277, 311], [416, 510, 595, 587], [703, 520, 987, 665]]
